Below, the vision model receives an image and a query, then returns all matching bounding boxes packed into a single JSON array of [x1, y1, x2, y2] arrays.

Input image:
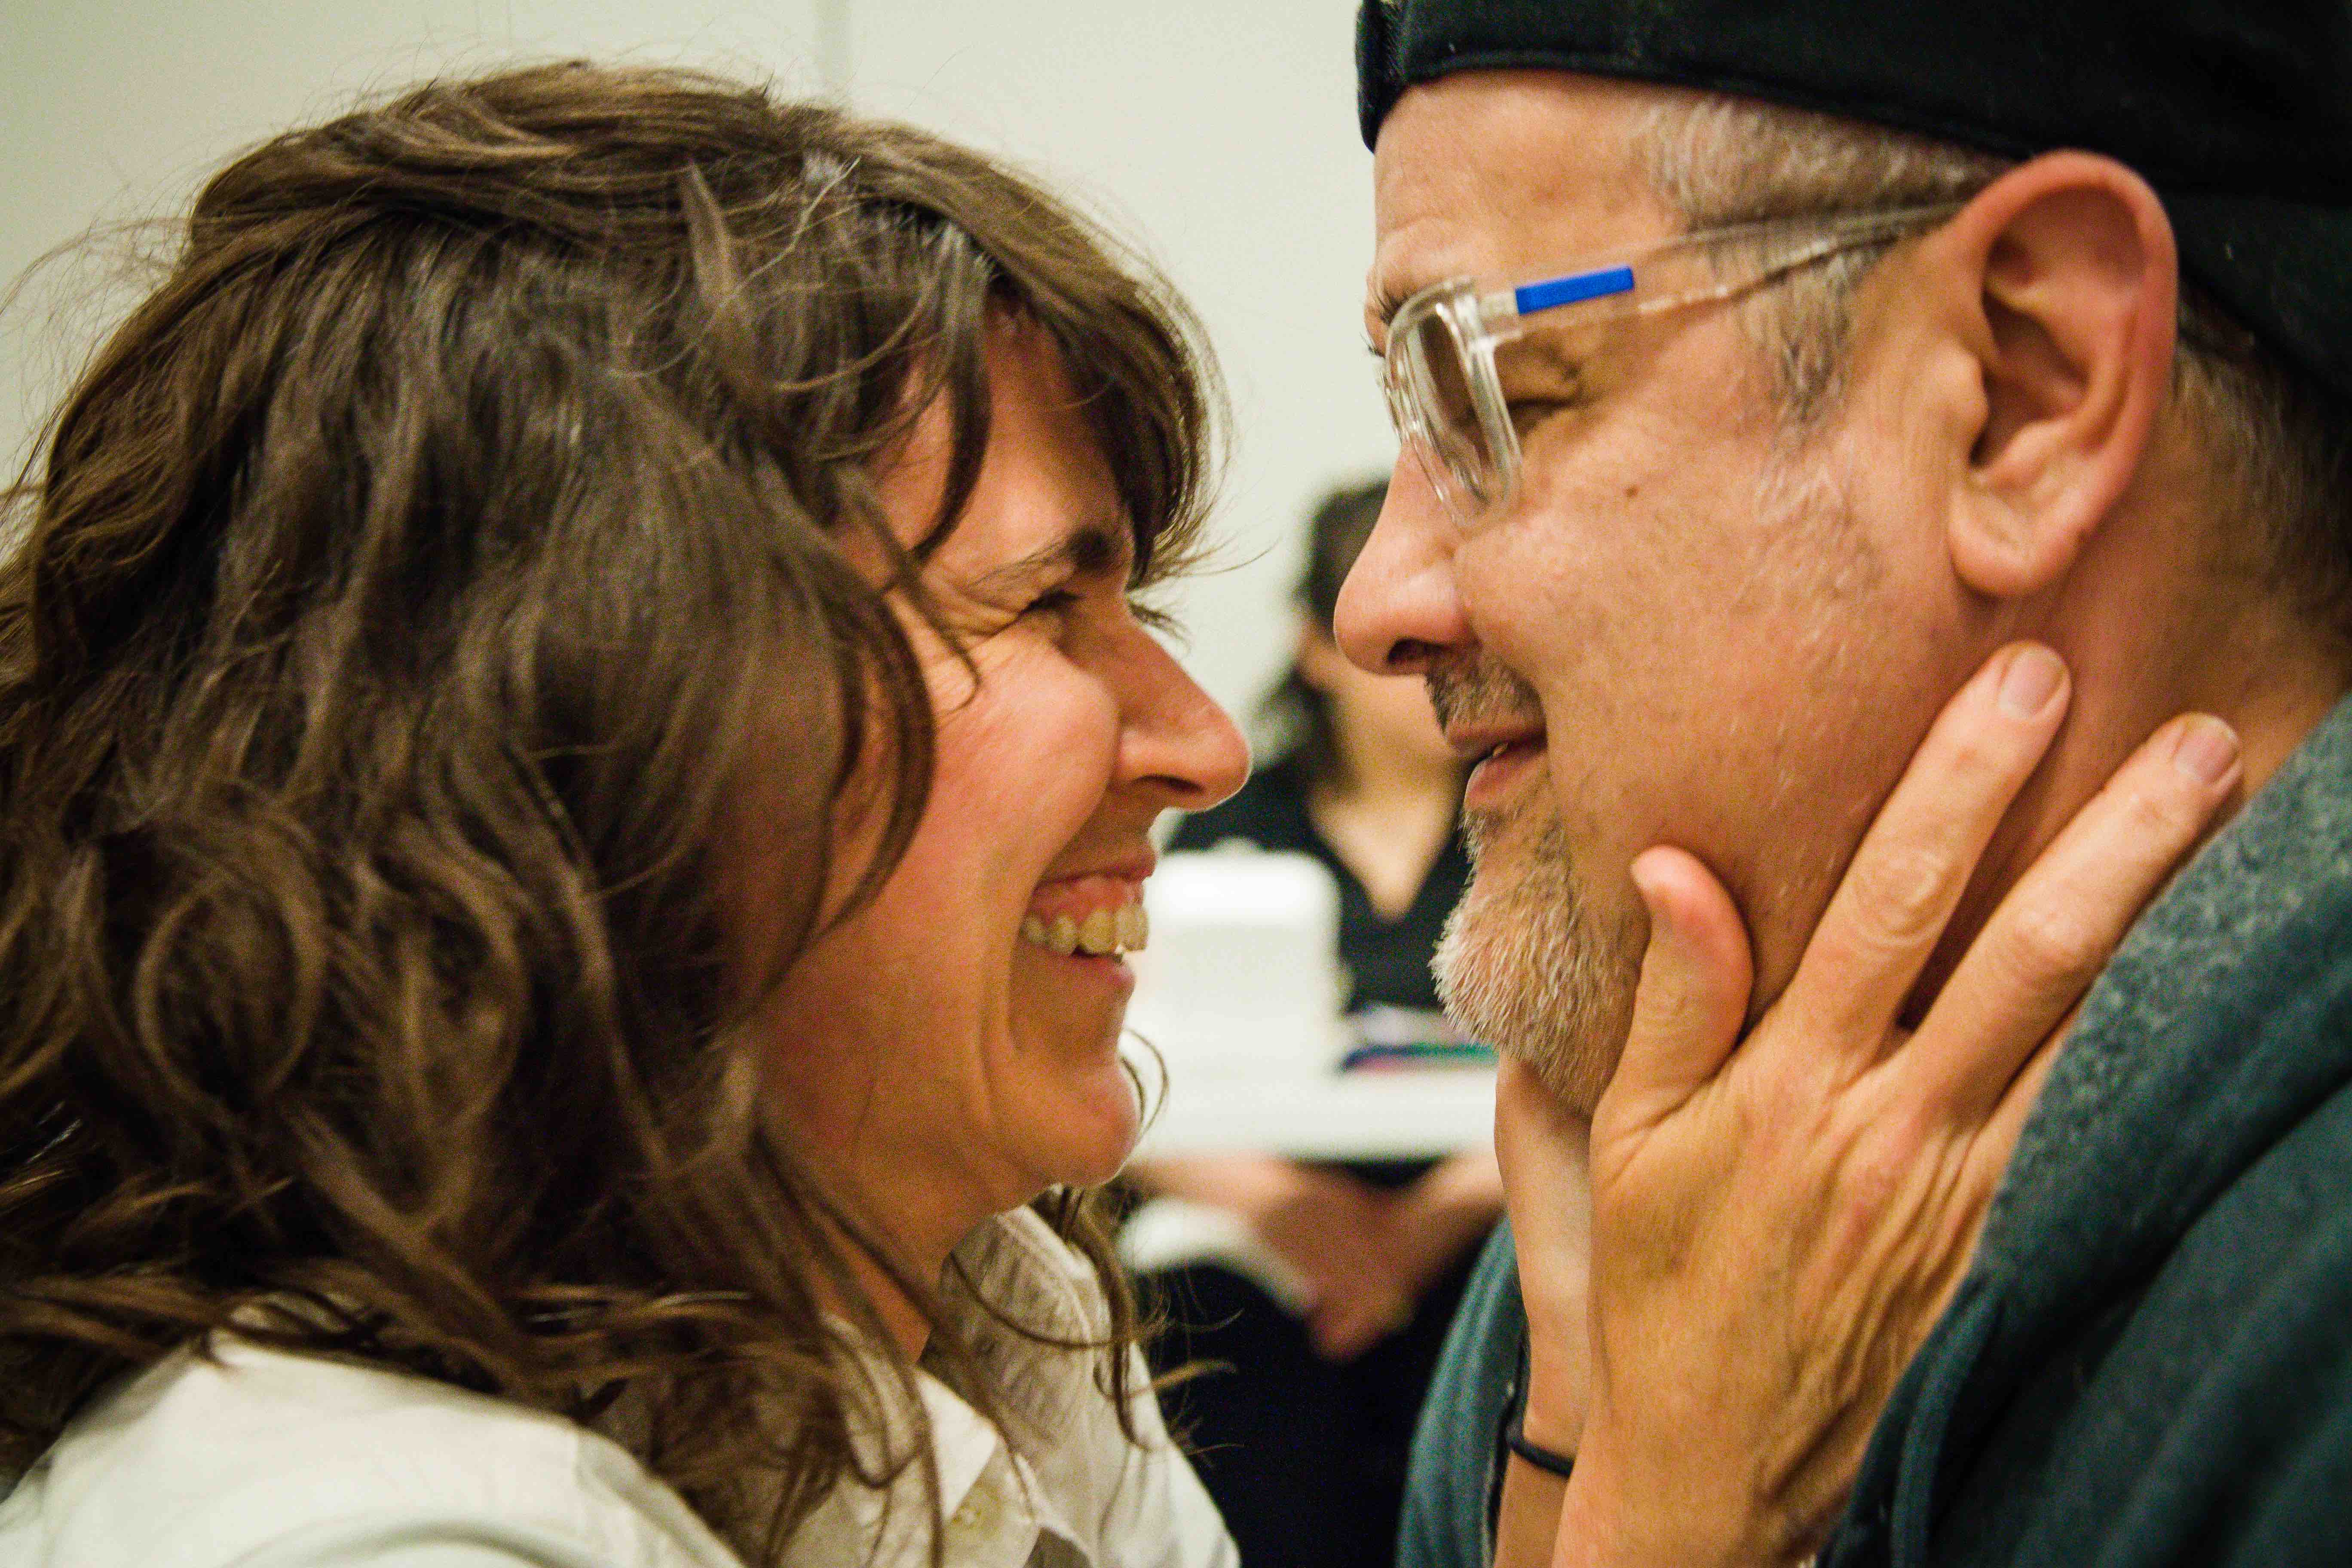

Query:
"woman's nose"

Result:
[[1121, 637, 1250, 812]]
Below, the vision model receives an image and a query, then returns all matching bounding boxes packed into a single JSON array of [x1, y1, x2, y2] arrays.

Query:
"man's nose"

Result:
[[1334, 454, 1470, 677]]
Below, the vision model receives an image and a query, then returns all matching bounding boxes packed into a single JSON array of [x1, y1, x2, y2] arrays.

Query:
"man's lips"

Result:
[[1452, 722, 1548, 811], [1445, 718, 1544, 762]]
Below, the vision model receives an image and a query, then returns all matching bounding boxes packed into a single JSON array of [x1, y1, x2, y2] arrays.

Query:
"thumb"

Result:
[[1602, 846, 1756, 1134]]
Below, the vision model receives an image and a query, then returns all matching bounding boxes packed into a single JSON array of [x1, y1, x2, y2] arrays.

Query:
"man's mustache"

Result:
[[1427, 658, 1544, 734]]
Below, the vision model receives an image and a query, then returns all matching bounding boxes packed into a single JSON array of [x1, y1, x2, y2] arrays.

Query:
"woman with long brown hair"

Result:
[[0, 63, 1244, 1566]]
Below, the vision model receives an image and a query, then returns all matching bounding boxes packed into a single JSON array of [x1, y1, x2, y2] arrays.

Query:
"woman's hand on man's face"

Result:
[[1506, 642, 2241, 1568], [1494, 1059, 1592, 1457]]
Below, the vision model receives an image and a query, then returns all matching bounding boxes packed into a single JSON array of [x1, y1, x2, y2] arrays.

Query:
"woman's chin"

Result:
[[1038, 1066, 1145, 1191]]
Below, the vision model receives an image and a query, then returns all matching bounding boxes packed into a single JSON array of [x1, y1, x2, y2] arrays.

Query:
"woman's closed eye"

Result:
[[1022, 585, 1081, 621]]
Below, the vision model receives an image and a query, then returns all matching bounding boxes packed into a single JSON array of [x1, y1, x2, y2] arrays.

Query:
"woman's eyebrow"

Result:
[[965, 517, 1134, 597]]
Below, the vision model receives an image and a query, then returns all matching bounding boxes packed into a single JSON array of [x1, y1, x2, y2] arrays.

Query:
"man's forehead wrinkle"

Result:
[[1371, 71, 1676, 331], [1370, 127, 1494, 334], [1367, 210, 1481, 341]]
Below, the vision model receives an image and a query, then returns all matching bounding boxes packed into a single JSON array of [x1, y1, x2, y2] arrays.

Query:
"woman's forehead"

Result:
[[866, 322, 1128, 578]]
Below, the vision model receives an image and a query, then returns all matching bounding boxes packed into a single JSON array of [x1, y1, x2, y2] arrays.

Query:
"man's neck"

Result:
[[2185, 616, 2352, 799], [1915, 549, 2352, 1021]]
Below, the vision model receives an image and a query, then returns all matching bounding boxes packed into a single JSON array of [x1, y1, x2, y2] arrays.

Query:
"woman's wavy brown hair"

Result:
[[0, 61, 1216, 1561]]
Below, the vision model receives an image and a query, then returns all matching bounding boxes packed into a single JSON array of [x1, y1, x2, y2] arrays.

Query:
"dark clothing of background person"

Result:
[[1400, 692, 2352, 1568], [1141, 757, 1477, 1568], [1174, 757, 1465, 1018]]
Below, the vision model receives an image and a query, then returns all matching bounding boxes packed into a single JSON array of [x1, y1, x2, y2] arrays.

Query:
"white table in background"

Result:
[[1125, 1008, 1496, 1161]]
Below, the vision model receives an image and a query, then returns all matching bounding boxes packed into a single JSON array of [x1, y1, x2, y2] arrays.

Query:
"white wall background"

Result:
[[0, 0, 1390, 726]]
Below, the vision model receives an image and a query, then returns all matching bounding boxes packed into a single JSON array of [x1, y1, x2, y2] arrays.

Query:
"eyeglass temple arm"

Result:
[[1475, 203, 1963, 332]]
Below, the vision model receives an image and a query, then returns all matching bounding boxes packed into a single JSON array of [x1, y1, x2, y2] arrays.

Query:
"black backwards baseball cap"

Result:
[[1357, 1, 2352, 409]]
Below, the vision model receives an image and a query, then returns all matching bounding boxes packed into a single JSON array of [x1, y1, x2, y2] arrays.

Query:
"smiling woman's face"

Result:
[[751, 319, 1247, 1267]]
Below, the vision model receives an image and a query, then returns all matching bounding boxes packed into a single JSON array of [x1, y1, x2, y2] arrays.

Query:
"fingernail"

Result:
[[2171, 715, 2240, 785], [1628, 851, 1675, 930], [1998, 644, 2066, 718]]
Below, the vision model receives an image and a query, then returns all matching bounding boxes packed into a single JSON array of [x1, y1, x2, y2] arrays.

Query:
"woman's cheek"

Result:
[[965, 646, 1124, 805]]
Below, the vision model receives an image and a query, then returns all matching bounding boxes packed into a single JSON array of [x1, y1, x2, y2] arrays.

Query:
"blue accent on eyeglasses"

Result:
[[1513, 265, 1636, 316]]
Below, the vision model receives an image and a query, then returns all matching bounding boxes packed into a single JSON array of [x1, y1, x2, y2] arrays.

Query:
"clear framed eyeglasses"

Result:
[[1380, 203, 1962, 530]]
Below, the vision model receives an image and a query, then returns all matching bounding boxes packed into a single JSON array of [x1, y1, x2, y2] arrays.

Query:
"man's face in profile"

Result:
[[1341, 71, 1967, 1109]]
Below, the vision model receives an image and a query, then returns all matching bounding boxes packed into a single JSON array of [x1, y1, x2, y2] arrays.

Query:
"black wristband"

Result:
[[1504, 1417, 1576, 1479]]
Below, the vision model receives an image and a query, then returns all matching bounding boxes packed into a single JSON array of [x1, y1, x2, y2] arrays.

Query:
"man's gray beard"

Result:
[[1434, 804, 1635, 1111], [1428, 431, 1870, 1109]]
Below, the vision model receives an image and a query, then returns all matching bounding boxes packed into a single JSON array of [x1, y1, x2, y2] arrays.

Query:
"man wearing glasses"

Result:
[[1338, 3, 2352, 1565]]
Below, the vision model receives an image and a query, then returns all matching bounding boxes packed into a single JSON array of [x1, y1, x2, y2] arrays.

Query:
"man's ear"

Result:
[[1929, 153, 2177, 600]]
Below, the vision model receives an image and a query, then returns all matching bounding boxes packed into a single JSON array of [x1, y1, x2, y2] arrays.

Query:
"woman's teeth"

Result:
[[1020, 902, 1148, 957]]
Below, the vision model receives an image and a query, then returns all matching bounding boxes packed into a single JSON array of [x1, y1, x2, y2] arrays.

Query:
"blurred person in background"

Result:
[[1126, 478, 1501, 1568]]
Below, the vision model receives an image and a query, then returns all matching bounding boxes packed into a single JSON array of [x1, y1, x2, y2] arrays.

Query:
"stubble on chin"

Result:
[[1434, 785, 1642, 1114]]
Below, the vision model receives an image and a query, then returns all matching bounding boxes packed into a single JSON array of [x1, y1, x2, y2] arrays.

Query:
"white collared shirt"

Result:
[[790, 1208, 1236, 1568], [0, 1209, 1235, 1568]]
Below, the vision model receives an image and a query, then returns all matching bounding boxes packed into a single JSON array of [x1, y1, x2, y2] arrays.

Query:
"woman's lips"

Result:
[[1464, 735, 1547, 811]]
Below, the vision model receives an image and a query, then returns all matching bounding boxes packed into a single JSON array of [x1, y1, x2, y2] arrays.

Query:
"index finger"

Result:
[[1909, 711, 2239, 1122], [1778, 643, 2071, 1066]]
